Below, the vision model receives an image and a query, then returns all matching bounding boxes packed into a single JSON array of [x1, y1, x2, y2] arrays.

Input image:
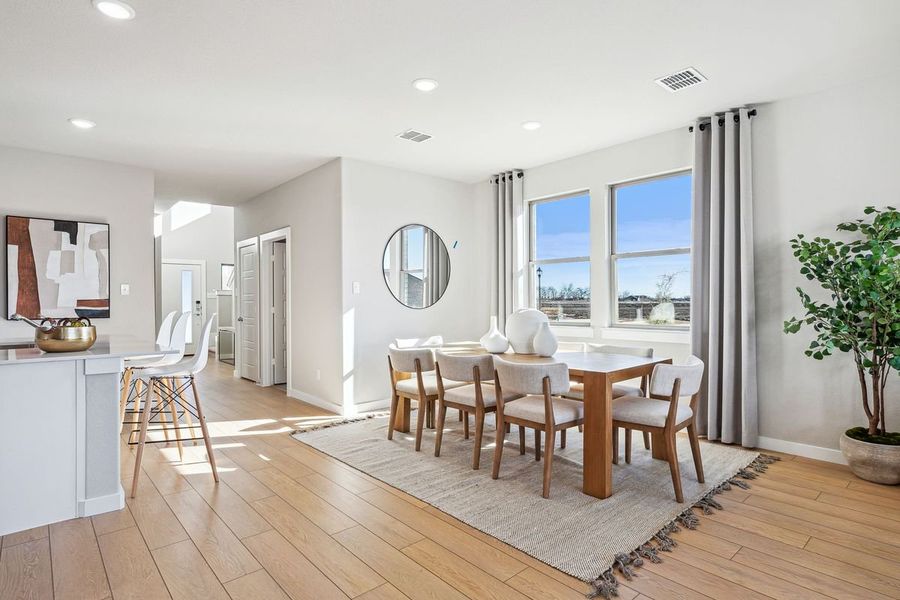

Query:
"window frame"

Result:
[[609, 169, 692, 331], [528, 190, 592, 327]]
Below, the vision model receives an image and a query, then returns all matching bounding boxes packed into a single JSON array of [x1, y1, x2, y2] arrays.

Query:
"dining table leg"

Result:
[[393, 397, 411, 433], [582, 371, 613, 499]]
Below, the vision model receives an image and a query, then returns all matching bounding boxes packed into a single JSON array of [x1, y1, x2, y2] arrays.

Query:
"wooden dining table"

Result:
[[489, 351, 672, 499]]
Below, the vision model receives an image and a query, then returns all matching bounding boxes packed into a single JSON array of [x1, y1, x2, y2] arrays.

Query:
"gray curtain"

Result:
[[492, 170, 524, 331], [690, 108, 758, 447]]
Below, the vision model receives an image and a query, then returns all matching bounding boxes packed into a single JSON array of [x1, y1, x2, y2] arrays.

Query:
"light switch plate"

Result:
[[120, 283, 130, 296], [352, 281, 361, 295]]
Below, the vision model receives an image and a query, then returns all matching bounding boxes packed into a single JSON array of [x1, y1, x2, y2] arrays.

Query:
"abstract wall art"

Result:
[[6, 216, 110, 319]]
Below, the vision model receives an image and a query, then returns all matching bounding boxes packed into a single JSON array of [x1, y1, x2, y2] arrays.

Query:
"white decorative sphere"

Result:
[[505, 309, 549, 354]]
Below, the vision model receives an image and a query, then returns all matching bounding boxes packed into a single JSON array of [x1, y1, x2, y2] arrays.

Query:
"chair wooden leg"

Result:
[[414, 397, 427, 452], [612, 427, 619, 465], [578, 424, 583, 433], [174, 378, 196, 445], [518, 425, 526, 455], [463, 411, 470, 440], [130, 380, 155, 498], [534, 429, 541, 461], [190, 377, 219, 482], [625, 429, 632, 464], [560, 428, 567, 449], [119, 367, 132, 434], [155, 384, 171, 443], [434, 402, 448, 457], [491, 415, 505, 480], [665, 431, 683, 502], [166, 380, 184, 462], [459, 409, 463, 421], [542, 429, 556, 498], [426, 398, 434, 430], [687, 424, 705, 483], [472, 408, 485, 470], [387, 393, 399, 440], [505, 422, 511, 434], [643, 431, 651, 450], [131, 378, 145, 436]]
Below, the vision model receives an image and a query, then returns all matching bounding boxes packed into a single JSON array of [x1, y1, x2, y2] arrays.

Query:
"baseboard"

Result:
[[79, 485, 125, 517], [756, 436, 847, 465], [353, 397, 391, 415], [288, 387, 341, 415]]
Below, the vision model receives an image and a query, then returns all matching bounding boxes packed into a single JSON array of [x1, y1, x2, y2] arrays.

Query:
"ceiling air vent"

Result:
[[654, 67, 707, 92], [396, 129, 432, 143]]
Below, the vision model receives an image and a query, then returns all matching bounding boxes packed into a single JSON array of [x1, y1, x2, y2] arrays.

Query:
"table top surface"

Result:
[[439, 347, 669, 374]]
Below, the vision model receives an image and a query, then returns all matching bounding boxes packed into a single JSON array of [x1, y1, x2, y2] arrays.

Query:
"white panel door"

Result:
[[161, 262, 203, 355], [272, 241, 287, 385], [238, 244, 259, 382]]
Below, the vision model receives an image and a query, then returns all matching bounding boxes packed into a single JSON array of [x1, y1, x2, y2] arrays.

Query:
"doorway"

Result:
[[272, 240, 287, 385], [160, 260, 205, 355]]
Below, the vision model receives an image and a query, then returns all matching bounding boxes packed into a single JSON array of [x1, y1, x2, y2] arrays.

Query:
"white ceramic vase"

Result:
[[505, 308, 549, 354], [480, 316, 510, 354], [532, 322, 558, 357]]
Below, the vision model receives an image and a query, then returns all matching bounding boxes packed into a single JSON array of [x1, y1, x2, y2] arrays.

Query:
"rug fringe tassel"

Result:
[[588, 452, 772, 599], [291, 413, 388, 435]]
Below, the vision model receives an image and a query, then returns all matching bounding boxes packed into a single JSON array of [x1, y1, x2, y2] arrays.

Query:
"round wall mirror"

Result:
[[382, 224, 450, 309]]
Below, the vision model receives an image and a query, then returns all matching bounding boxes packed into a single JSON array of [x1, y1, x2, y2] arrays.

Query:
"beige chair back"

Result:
[[586, 343, 653, 358], [650, 356, 704, 397], [388, 346, 435, 373], [435, 351, 495, 382], [494, 358, 570, 396]]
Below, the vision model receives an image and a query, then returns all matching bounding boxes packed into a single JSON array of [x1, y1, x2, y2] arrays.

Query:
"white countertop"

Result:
[[0, 335, 176, 365]]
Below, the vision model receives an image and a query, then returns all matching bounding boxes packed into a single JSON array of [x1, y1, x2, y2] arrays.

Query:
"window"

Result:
[[529, 192, 591, 325], [611, 171, 691, 327]]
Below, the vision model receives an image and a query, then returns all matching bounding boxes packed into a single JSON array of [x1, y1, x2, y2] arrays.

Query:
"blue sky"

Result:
[[534, 173, 691, 297]]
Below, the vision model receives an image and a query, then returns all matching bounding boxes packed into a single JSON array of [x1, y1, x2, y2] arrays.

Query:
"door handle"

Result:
[[237, 316, 244, 322]]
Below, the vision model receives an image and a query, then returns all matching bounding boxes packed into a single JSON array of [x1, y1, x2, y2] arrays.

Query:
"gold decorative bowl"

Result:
[[35, 318, 97, 353]]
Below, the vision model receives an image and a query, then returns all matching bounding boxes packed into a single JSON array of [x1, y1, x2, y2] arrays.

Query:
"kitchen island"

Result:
[[0, 336, 171, 536]]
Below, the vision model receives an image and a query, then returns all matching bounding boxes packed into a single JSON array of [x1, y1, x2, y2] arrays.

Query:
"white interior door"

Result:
[[272, 241, 287, 385], [161, 262, 203, 355], [238, 244, 259, 382]]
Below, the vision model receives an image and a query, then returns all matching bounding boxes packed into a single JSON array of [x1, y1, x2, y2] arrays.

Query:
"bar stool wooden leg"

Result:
[[155, 382, 171, 443], [131, 380, 155, 497], [174, 377, 196, 445], [131, 378, 145, 436], [119, 367, 133, 433], [165, 379, 184, 461], [190, 377, 218, 482]]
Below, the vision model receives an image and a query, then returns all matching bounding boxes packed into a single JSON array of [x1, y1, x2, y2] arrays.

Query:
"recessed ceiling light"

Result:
[[92, 0, 136, 20], [521, 121, 542, 131], [412, 78, 439, 93], [68, 118, 97, 129]]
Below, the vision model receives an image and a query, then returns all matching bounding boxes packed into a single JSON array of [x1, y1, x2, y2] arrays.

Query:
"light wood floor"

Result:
[[2, 359, 900, 600]]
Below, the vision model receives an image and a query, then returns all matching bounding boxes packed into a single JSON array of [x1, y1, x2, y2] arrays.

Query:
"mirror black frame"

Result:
[[381, 223, 451, 310]]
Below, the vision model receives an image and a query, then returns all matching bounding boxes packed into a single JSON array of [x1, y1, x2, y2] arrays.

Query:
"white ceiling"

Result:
[[2, 1, 900, 208]]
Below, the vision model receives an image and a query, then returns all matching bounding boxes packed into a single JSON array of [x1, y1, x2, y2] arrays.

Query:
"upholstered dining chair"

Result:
[[611, 356, 705, 503], [387, 345, 465, 451], [564, 344, 654, 450], [433, 351, 523, 469], [492, 358, 584, 498]]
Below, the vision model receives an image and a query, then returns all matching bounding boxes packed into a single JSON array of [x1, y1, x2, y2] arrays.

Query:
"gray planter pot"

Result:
[[839, 432, 900, 485]]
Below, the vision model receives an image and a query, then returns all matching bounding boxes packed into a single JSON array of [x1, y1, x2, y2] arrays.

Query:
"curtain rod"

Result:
[[688, 108, 757, 132]]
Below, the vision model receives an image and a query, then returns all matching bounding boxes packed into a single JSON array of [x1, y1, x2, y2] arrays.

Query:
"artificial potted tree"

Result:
[[784, 206, 899, 484]]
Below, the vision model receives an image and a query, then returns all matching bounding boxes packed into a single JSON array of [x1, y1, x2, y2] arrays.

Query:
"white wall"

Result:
[[234, 159, 344, 411], [340, 159, 492, 411], [522, 128, 694, 362], [0, 146, 155, 340], [160, 204, 234, 294], [753, 73, 900, 452]]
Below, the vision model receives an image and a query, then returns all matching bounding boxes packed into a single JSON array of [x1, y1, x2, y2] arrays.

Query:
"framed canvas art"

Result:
[[6, 215, 110, 319]]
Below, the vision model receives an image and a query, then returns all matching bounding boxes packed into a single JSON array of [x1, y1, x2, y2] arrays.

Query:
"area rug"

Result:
[[291, 412, 771, 597]]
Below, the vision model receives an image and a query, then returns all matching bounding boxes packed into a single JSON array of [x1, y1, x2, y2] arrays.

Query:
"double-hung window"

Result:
[[529, 192, 591, 325], [610, 171, 691, 327]]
